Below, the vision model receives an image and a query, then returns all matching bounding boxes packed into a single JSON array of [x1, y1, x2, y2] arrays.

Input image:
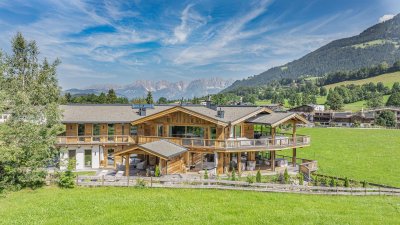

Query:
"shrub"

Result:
[[283, 168, 290, 184], [344, 177, 350, 187], [135, 178, 146, 188], [58, 160, 76, 189], [155, 165, 161, 177], [298, 174, 304, 185], [231, 169, 236, 181], [246, 175, 255, 184], [313, 175, 320, 186], [204, 169, 209, 180], [362, 180, 368, 188], [256, 170, 262, 183], [330, 177, 336, 187]]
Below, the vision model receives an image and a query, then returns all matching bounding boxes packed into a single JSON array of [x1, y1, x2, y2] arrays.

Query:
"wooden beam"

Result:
[[125, 154, 130, 176], [292, 148, 297, 166], [237, 152, 241, 173], [271, 151, 275, 172]]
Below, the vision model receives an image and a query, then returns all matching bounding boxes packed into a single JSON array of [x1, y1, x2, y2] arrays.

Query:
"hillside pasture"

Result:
[[324, 71, 400, 90]]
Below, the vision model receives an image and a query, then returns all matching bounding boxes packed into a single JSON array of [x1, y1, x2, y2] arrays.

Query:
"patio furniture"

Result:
[[136, 161, 147, 170], [247, 161, 256, 171], [275, 158, 288, 167]]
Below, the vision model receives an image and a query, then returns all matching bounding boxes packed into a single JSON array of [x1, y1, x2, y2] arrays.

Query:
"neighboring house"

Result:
[[289, 104, 325, 122], [57, 103, 311, 176]]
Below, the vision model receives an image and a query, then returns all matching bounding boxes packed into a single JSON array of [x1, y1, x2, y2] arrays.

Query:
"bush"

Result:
[[362, 180, 368, 188], [204, 169, 209, 179], [344, 177, 350, 187], [58, 160, 75, 189], [313, 175, 320, 186], [155, 165, 161, 177], [231, 169, 236, 181], [330, 177, 336, 187], [283, 168, 290, 184], [298, 174, 304, 185], [256, 170, 262, 183], [135, 178, 146, 188], [246, 175, 255, 184]]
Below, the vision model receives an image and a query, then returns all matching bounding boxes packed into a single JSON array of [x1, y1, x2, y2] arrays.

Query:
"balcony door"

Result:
[[93, 124, 100, 142], [78, 124, 85, 142]]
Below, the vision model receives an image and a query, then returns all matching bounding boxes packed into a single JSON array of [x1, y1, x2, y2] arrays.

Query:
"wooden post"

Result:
[[237, 152, 241, 173], [125, 154, 130, 176], [271, 151, 275, 172], [217, 152, 224, 174], [271, 127, 276, 146], [292, 148, 297, 166]]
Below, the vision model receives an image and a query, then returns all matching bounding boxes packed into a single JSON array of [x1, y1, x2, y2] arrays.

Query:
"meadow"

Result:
[[324, 71, 400, 90], [0, 187, 399, 225], [282, 128, 400, 187]]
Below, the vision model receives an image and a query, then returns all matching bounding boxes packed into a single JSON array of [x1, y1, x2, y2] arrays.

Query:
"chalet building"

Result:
[[289, 104, 325, 123], [57, 103, 311, 176]]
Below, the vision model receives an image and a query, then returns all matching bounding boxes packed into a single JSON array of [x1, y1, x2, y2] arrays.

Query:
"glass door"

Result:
[[107, 149, 114, 166], [84, 149, 92, 167]]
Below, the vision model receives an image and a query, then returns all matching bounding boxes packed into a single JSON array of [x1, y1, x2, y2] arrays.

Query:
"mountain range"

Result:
[[225, 13, 400, 91], [65, 78, 234, 100]]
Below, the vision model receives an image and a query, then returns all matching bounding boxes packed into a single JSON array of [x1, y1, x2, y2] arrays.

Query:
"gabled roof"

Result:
[[245, 112, 308, 127], [60, 104, 172, 123], [60, 104, 273, 125], [139, 140, 187, 160]]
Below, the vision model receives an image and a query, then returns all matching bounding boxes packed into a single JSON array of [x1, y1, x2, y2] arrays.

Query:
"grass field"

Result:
[[0, 187, 399, 225], [282, 128, 400, 187], [324, 71, 400, 90]]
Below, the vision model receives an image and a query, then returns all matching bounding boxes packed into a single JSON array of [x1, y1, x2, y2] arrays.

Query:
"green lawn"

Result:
[[0, 187, 399, 225], [282, 128, 400, 187]]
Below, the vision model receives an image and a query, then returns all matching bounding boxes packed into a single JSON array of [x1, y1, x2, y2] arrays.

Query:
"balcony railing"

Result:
[[56, 135, 137, 145], [56, 134, 310, 151], [137, 135, 310, 151]]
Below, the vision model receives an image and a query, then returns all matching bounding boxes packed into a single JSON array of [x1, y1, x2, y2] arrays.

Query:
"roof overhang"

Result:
[[245, 112, 309, 127], [230, 107, 274, 125], [131, 106, 228, 126]]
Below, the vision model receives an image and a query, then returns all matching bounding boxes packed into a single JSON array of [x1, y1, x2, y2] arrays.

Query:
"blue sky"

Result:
[[0, 0, 399, 89]]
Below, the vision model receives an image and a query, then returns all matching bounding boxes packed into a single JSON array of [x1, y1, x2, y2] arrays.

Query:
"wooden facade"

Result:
[[58, 107, 310, 175]]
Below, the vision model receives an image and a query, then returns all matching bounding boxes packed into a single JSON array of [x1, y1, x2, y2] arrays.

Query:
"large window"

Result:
[[92, 124, 100, 142], [169, 126, 204, 138], [210, 127, 217, 139], [78, 124, 85, 136], [130, 125, 138, 136], [234, 125, 241, 138], [108, 124, 115, 141], [157, 125, 164, 137], [84, 149, 92, 167]]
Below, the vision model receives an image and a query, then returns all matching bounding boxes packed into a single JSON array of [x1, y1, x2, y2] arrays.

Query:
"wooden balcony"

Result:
[[56, 135, 137, 145], [137, 135, 310, 152], [56, 134, 310, 151]]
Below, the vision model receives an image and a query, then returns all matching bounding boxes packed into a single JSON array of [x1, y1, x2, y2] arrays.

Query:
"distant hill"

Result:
[[65, 78, 233, 100], [225, 13, 400, 91]]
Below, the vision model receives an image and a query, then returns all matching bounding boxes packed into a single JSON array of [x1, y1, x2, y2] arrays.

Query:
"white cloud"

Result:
[[165, 4, 208, 44], [379, 14, 395, 23]]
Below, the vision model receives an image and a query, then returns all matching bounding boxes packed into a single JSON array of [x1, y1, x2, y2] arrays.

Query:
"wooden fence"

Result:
[[76, 176, 400, 196]]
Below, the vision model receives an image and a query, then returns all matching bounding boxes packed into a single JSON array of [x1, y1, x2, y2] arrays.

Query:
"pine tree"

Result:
[[283, 168, 290, 184], [231, 169, 236, 181], [256, 170, 262, 183], [146, 91, 154, 104], [204, 169, 209, 179], [107, 89, 117, 103]]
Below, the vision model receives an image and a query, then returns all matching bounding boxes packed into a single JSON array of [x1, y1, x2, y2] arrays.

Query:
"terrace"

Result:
[[56, 134, 310, 152]]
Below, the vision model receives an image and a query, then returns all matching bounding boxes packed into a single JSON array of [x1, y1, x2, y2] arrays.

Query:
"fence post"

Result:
[[151, 176, 153, 188], [379, 187, 381, 196], [127, 176, 130, 187], [102, 175, 104, 186], [76, 175, 79, 185]]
